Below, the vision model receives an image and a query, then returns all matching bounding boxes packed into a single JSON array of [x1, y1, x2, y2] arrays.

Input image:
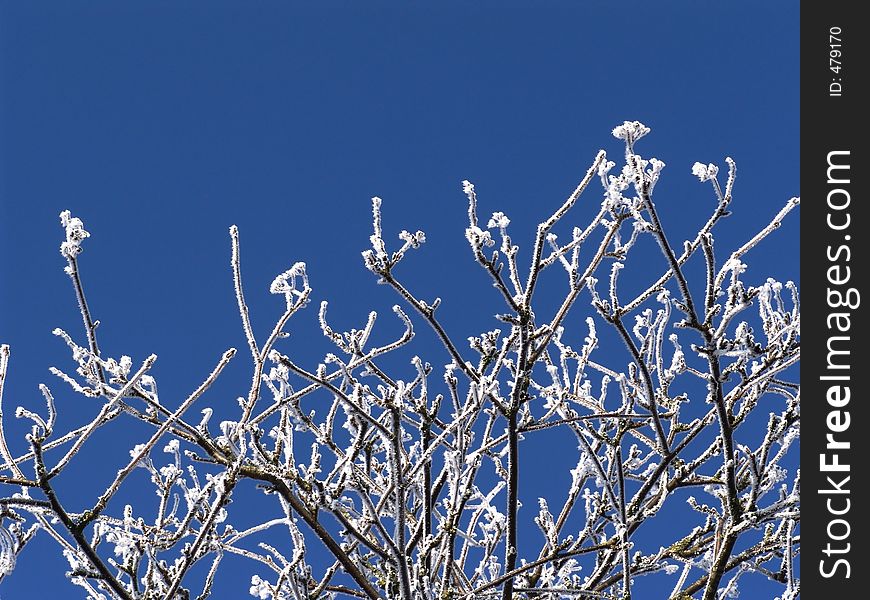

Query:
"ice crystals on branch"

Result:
[[269, 262, 309, 309], [465, 225, 495, 251], [249, 575, 273, 600], [646, 157, 666, 194], [535, 498, 558, 550], [600, 160, 633, 212], [691, 161, 719, 182], [487, 212, 510, 230], [0, 522, 17, 579], [361, 196, 427, 275], [128, 443, 155, 472], [59, 210, 90, 260], [398, 228, 426, 251], [462, 180, 495, 249], [462, 179, 476, 205], [611, 120, 651, 144]]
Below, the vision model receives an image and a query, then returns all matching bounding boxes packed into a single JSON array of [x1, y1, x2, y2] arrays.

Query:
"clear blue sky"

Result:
[[1, 2, 798, 598]]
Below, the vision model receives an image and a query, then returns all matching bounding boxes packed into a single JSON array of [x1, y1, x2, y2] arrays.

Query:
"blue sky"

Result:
[[0, 2, 798, 598]]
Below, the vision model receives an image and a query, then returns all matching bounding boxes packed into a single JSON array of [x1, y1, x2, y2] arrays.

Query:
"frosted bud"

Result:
[[611, 121, 650, 142], [487, 212, 510, 229], [59, 210, 90, 259], [691, 162, 719, 182]]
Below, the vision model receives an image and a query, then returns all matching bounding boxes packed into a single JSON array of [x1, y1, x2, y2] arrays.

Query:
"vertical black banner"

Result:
[[802, 2, 867, 596]]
